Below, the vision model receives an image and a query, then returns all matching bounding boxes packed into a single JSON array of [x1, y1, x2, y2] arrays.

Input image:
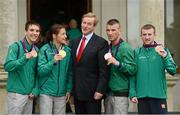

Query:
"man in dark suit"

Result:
[[70, 12, 109, 114]]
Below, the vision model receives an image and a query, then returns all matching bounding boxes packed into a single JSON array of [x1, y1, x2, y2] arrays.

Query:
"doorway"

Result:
[[27, 0, 92, 36]]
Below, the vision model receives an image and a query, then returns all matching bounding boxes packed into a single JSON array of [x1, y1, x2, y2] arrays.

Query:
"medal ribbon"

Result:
[[143, 41, 159, 48], [109, 39, 123, 57], [48, 42, 64, 56], [21, 37, 35, 53]]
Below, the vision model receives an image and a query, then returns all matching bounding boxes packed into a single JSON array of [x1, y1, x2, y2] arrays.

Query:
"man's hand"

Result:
[[65, 92, 71, 103], [54, 54, 63, 63], [159, 50, 167, 58], [94, 92, 103, 100], [107, 57, 117, 65], [155, 45, 167, 58], [131, 97, 138, 103], [28, 93, 34, 100], [26, 52, 33, 59]]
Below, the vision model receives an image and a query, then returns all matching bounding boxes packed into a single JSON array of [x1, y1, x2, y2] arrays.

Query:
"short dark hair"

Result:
[[141, 24, 156, 34], [106, 19, 120, 26], [46, 24, 65, 42], [25, 20, 41, 31]]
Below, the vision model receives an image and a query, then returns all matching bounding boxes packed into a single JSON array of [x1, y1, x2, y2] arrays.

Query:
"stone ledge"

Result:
[[0, 66, 7, 88], [167, 74, 179, 87]]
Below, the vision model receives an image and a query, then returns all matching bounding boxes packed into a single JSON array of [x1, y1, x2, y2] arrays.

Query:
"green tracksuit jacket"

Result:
[[38, 42, 73, 96], [129, 46, 176, 99], [108, 41, 137, 95], [4, 39, 39, 96]]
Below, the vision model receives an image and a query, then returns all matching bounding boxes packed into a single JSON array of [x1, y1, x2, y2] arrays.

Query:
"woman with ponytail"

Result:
[[37, 24, 73, 114]]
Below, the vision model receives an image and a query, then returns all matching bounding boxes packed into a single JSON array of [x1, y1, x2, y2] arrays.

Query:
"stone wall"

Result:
[[0, 0, 19, 65]]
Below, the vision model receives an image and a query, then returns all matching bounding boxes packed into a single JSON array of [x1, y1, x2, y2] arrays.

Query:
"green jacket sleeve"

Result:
[[119, 46, 137, 76], [164, 48, 177, 75], [66, 58, 73, 93], [129, 48, 139, 98], [129, 76, 136, 98], [32, 75, 39, 96], [4, 43, 28, 72]]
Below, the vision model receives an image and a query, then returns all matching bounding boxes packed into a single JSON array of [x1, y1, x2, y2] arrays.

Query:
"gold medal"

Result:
[[59, 50, 66, 58], [30, 50, 37, 57]]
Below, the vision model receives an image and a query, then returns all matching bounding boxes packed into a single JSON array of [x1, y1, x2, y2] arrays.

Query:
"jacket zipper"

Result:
[[57, 61, 60, 95]]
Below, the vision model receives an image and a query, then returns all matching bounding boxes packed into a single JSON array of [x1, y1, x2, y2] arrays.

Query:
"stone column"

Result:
[[0, 0, 18, 113], [167, 74, 179, 111], [127, 0, 141, 48], [0, 0, 18, 66], [140, 0, 164, 44], [92, 0, 127, 40]]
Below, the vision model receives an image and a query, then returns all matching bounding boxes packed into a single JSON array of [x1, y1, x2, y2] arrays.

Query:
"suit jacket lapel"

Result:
[[72, 38, 81, 63]]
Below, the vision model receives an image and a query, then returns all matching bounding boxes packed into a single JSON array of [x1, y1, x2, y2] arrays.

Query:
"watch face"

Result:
[[59, 50, 66, 58]]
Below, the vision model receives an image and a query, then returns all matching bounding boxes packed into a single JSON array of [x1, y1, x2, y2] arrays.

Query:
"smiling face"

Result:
[[53, 28, 67, 45], [81, 17, 95, 36], [25, 24, 40, 44], [141, 28, 155, 45]]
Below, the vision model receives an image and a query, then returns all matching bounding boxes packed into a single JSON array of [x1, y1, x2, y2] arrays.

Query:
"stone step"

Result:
[[0, 65, 7, 81]]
